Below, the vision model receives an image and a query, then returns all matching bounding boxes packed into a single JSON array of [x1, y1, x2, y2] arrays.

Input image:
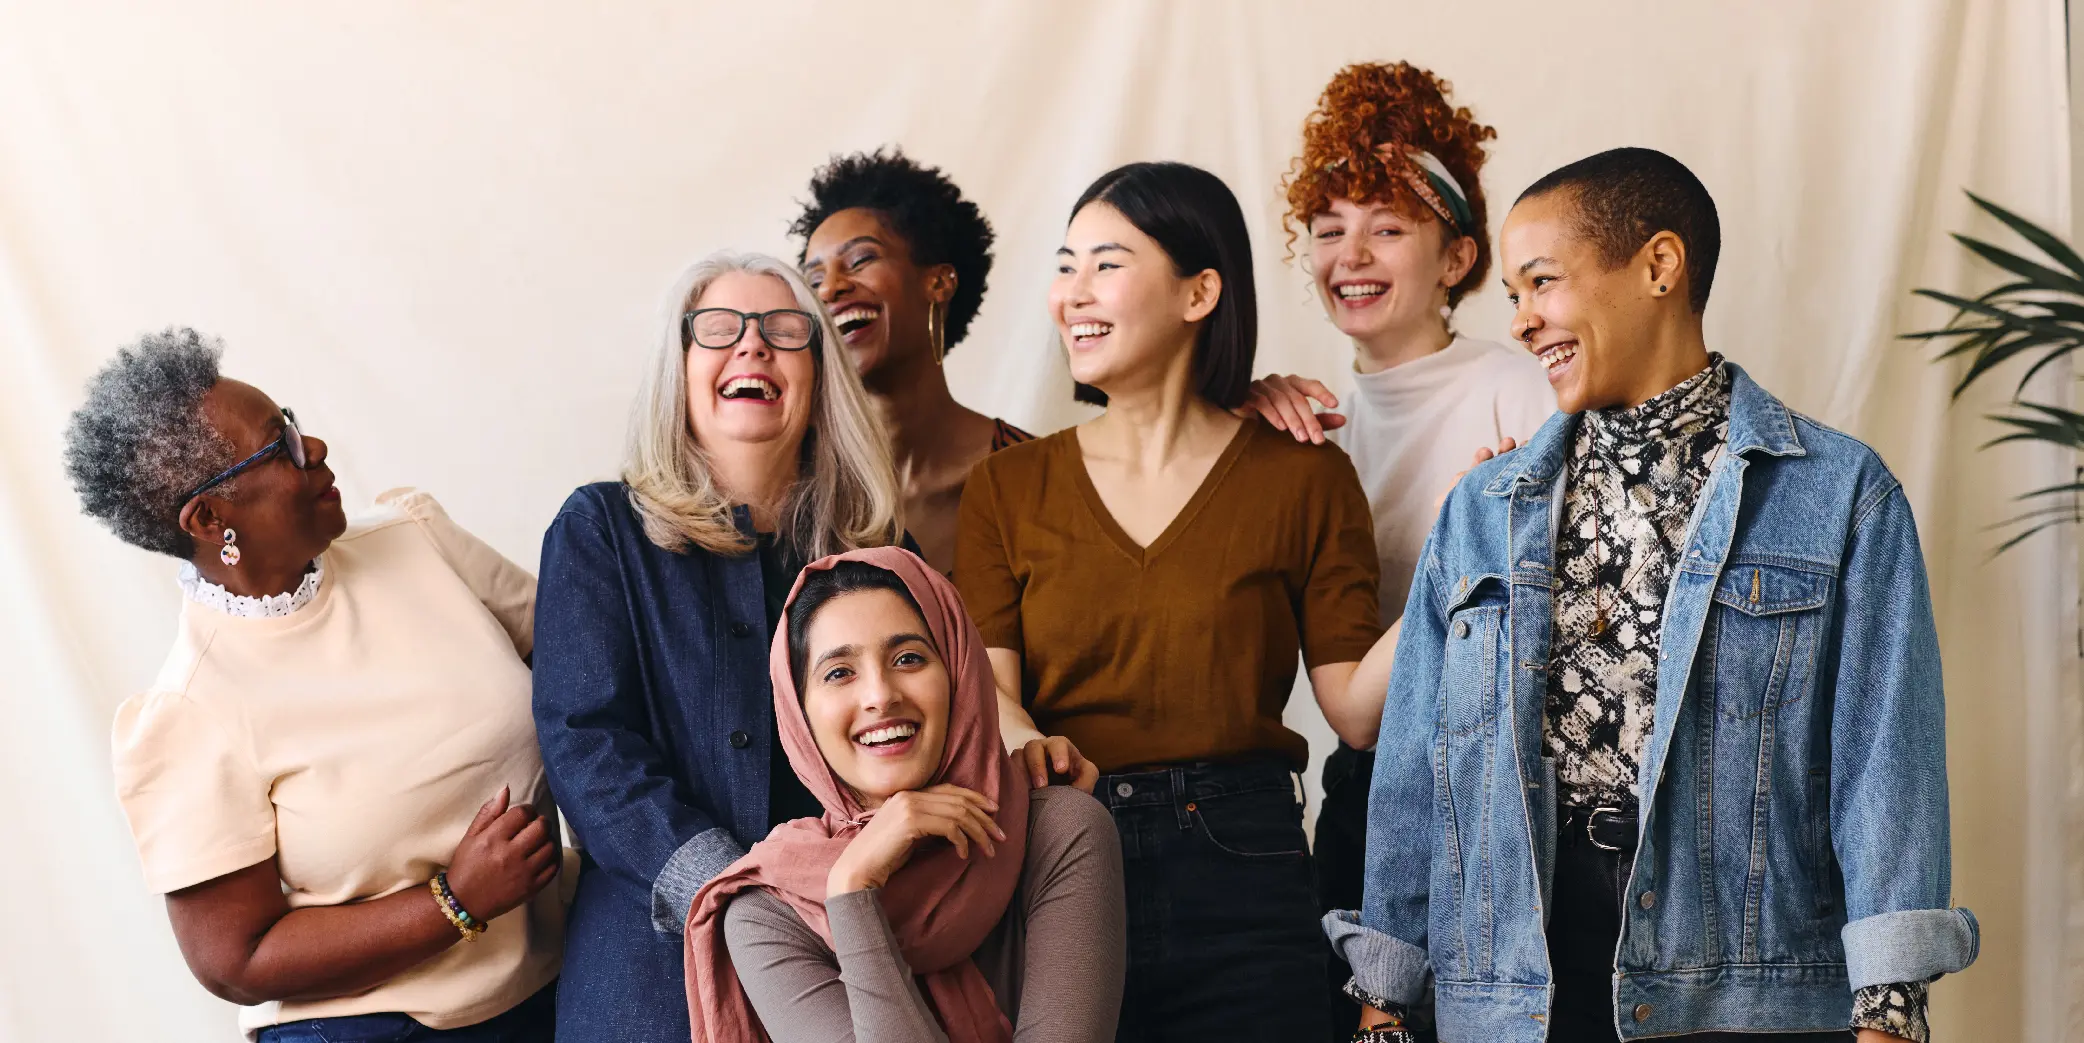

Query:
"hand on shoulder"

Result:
[[1233, 373, 1346, 445], [1435, 437, 1521, 512]]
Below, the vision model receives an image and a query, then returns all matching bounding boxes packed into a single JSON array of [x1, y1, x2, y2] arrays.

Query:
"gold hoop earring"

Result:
[[927, 301, 946, 366]]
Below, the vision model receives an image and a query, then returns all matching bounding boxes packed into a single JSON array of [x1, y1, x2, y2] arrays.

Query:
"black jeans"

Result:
[[1317, 744, 1372, 1039], [256, 982, 555, 1043], [1098, 759, 1330, 1043], [1320, 746, 1441, 1042], [1549, 811, 1851, 1043]]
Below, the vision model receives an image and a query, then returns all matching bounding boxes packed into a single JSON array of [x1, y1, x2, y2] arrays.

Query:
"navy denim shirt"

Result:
[[1326, 365, 1978, 1041], [532, 482, 786, 1042]]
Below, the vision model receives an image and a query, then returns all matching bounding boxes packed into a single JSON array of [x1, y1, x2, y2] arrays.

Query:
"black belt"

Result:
[[1560, 804, 1639, 853]]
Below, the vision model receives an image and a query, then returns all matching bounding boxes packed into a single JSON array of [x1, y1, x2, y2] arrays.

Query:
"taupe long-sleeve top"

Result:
[[721, 788, 1126, 1043]]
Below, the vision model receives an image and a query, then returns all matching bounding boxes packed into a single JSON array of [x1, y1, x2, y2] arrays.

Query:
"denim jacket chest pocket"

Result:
[[1704, 560, 1834, 721], [1696, 557, 1845, 935], [1440, 575, 1510, 739]]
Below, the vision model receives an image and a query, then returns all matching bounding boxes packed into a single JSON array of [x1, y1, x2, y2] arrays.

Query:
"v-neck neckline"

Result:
[[1067, 420, 1255, 566]]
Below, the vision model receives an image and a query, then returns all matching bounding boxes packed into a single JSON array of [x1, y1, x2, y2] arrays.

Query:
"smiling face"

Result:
[[1308, 196, 1469, 344], [802, 208, 951, 383], [1050, 202, 1218, 398], [799, 588, 952, 808], [1499, 190, 1669, 413], [682, 270, 819, 454]]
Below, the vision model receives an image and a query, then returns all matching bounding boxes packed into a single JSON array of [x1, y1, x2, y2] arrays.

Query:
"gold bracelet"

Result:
[[429, 874, 486, 942]]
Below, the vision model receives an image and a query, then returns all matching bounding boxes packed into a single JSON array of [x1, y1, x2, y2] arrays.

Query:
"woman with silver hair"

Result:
[[531, 251, 904, 1041], [64, 328, 566, 1042]]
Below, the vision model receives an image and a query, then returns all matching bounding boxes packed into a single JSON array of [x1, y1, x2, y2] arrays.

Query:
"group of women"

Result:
[[65, 61, 1554, 1043]]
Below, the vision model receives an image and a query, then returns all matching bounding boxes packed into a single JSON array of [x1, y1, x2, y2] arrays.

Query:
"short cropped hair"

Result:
[[1518, 147, 1721, 312], [1066, 161, 1257, 409], [63, 327, 238, 559], [788, 148, 996, 352]]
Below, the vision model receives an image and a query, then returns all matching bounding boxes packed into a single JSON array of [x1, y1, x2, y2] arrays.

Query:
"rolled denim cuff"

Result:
[[1840, 907, 1980, 988], [650, 826, 746, 935], [1323, 909, 1429, 1006]]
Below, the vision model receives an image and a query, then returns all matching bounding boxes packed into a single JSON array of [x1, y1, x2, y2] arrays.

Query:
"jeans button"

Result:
[[1115, 782, 1134, 798], [730, 622, 752, 638], [1633, 1003, 1653, 1022], [1453, 620, 1470, 639], [729, 730, 750, 749], [1639, 890, 1656, 910]]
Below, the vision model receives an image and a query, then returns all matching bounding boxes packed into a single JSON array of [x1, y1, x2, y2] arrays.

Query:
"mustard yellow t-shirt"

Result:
[[111, 489, 565, 1035]]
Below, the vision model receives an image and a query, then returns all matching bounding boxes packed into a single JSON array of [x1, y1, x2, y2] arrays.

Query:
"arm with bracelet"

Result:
[[160, 785, 558, 1006]]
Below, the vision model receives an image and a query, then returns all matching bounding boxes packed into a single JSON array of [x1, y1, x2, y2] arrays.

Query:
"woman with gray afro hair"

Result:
[[62, 328, 568, 1041], [64, 327, 244, 558]]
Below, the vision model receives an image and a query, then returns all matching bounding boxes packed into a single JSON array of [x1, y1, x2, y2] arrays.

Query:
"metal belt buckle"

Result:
[[1587, 805, 1625, 852]]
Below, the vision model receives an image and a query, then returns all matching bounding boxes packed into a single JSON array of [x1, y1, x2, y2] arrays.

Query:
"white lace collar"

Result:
[[179, 560, 325, 618]]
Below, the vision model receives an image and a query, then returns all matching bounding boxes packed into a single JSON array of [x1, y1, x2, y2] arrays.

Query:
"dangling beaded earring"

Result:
[[1439, 304, 1453, 320], [220, 527, 241, 567]]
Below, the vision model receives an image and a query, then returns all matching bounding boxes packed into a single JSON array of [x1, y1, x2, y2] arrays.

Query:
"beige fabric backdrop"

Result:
[[1, 1, 2075, 1039]]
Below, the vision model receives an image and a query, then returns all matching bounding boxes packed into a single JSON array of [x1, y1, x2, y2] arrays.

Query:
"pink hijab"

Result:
[[683, 545, 1030, 1043]]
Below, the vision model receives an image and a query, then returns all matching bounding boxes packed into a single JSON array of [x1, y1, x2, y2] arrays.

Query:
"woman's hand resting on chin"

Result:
[[826, 784, 1007, 896]]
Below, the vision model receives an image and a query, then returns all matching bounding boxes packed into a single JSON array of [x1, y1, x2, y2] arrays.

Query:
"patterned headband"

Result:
[[1392, 147, 1477, 238], [1320, 146, 1477, 237]]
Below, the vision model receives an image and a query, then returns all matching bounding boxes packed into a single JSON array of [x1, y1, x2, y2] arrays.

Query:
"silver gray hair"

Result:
[[63, 327, 240, 559], [622, 251, 902, 557]]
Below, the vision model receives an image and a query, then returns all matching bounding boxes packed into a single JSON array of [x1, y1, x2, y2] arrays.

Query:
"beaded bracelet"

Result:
[[429, 871, 486, 942], [1342, 979, 1416, 1043], [1350, 1024, 1417, 1043]]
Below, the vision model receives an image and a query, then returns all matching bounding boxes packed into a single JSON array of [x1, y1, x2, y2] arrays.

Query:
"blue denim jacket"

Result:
[[532, 482, 780, 1043], [1326, 365, 1978, 1041]]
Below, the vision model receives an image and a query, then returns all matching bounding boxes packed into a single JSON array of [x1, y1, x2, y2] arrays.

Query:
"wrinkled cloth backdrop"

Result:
[[1, 2, 2077, 1040]]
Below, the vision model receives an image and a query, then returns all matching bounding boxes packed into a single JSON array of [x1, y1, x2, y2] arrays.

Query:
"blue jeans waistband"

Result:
[[1093, 758, 1297, 811]]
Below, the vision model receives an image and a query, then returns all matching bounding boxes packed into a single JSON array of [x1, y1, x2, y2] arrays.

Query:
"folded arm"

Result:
[[166, 858, 459, 1007]]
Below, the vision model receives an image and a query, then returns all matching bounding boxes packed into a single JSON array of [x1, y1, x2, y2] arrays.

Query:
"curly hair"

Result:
[[63, 327, 240, 559], [788, 148, 996, 352], [1282, 62, 1498, 305]]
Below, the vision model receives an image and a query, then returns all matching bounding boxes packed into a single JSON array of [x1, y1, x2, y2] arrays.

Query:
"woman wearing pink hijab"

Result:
[[684, 547, 1126, 1043]]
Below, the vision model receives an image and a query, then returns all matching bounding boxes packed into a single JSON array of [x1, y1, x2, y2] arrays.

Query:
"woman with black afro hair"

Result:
[[792, 148, 1032, 574]]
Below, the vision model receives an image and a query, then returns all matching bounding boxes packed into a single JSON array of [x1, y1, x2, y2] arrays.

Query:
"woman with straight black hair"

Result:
[[954, 161, 1401, 1040]]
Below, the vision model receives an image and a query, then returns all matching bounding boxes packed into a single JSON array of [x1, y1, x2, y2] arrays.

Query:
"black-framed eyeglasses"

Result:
[[184, 408, 310, 502], [683, 308, 818, 352]]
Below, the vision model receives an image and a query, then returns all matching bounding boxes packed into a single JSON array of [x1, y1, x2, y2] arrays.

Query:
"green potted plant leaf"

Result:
[[1906, 191, 2084, 553]]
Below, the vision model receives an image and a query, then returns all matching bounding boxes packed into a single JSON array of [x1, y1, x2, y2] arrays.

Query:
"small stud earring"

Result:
[[220, 527, 241, 567], [1657, 285, 1667, 293]]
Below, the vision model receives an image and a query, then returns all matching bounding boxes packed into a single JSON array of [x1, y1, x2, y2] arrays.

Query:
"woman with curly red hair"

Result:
[[1238, 61, 1556, 1040]]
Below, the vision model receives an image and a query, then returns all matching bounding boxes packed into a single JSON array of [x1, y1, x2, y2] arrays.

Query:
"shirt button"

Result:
[[1639, 890, 1656, 910], [729, 622, 752, 638], [729, 730, 750, 749], [1453, 620, 1471, 638], [1115, 782, 1134, 798], [1633, 1003, 1653, 1023]]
